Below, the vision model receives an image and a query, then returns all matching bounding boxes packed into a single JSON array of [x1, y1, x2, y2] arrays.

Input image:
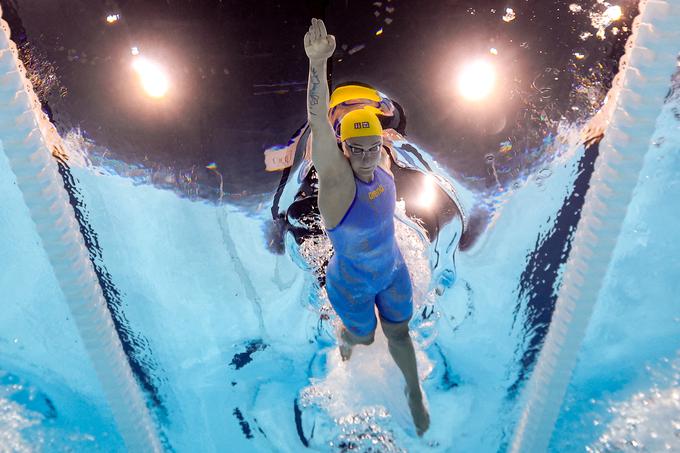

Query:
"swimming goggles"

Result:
[[347, 144, 382, 158]]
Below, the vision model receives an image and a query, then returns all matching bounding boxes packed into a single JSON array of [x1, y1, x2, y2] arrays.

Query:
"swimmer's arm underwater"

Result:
[[304, 19, 352, 182]]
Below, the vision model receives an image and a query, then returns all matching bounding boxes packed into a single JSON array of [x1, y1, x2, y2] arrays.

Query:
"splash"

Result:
[[0, 396, 37, 453], [588, 355, 680, 452], [0, 370, 107, 451], [589, 2, 624, 40], [299, 329, 431, 451]]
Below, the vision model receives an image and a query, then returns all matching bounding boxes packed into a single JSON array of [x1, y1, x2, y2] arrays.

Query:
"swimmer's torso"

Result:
[[325, 166, 403, 287]]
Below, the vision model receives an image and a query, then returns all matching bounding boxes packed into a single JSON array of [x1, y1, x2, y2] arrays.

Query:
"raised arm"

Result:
[[304, 19, 350, 181]]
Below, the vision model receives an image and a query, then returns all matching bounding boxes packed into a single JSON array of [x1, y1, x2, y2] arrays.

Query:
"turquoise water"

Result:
[[1, 82, 679, 452]]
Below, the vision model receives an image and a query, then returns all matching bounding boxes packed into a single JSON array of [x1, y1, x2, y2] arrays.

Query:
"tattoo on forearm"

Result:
[[309, 67, 321, 110]]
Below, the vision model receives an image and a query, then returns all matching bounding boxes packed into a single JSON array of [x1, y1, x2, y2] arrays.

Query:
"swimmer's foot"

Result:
[[406, 386, 430, 436], [339, 341, 353, 361], [338, 327, 354, 361]]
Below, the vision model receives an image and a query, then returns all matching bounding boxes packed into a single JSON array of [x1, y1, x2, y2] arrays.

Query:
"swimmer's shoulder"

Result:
[[378, 147, 394, 178]]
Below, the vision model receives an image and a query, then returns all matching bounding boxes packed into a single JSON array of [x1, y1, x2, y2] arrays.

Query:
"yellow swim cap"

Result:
[[329, 85, 381, 108], [340, 108, 383, 142]]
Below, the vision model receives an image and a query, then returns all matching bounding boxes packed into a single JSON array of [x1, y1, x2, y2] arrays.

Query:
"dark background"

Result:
[[2, 0, 636, 197]]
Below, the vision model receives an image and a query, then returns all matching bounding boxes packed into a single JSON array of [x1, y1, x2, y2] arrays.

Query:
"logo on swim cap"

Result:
[[341, 109, 382, 142]]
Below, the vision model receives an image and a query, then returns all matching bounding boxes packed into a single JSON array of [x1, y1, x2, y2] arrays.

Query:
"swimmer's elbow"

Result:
[[309, 117, 334, 138]]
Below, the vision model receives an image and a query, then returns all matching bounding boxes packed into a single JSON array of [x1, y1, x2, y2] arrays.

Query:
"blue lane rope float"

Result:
[[0, 8, 162, 453], [510, 1, 680, 452]]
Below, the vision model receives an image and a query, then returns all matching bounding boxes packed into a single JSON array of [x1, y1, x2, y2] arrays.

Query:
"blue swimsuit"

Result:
[[325, 166, 413, 337]]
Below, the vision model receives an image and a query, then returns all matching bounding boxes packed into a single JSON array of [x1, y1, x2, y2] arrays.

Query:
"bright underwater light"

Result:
[[132, 57, 170, 98], [416, 174, 437, 208], [457, 59, 496, 101]]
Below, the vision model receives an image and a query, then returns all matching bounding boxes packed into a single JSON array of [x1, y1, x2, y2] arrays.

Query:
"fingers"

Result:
[[318, 19, 328, 38], [310, 18, 319, 41], [309, 18, 327, 41]]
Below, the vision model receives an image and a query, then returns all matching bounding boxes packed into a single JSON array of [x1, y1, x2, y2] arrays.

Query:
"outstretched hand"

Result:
[[304, 18, 336, 62]]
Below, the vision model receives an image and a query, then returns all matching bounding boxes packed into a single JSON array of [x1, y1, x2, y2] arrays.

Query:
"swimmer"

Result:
[[304, 18, 430, 436]]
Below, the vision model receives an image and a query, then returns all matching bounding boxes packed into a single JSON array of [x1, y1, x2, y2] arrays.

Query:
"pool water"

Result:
[[1, 44, 679, 453]]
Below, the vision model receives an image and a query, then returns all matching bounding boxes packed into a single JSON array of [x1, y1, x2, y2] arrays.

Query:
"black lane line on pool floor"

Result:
[[509, 136, 601, 398], [56, 159, 174, 450]]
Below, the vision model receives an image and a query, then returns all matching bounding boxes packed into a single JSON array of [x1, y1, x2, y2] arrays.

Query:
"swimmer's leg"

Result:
[[380, 316, 430, 436], [326, 270, 377, 361], [376, 263, 429, 435], [338, 326, 374, 361]]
